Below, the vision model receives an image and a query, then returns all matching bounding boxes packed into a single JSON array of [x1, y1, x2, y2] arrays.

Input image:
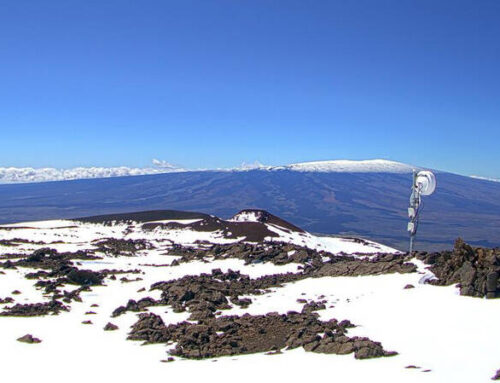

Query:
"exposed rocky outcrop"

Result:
[[301, 300, 327, 314], [17, 334, 42, 344], [314, 253, 416, 277], [0, 300, 68, 316], [128, 312, 397, 360], [492, 369, 500, 380], [113, 269, 302, 320], [104, 322, 119, 331], [419, 238, 500, 298], [1, 248, 100, 270], [93, 238, 154, 256], [158, 242, 415, 273]]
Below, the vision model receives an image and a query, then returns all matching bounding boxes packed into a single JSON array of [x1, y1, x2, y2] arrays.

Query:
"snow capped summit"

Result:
[[284, 159, 416, 173]]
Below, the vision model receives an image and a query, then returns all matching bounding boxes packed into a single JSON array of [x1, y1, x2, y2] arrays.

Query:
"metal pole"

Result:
[[408, 170, 418, 255]]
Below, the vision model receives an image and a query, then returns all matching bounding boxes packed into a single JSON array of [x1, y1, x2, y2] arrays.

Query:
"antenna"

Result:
[[407, 170, 436, 254]]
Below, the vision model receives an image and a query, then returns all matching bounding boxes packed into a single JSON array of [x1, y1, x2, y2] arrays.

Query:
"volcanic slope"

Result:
[[1, 159, 500, 250]]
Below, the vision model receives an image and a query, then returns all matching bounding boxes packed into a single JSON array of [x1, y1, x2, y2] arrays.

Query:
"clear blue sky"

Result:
[[1, 0, 499, 177]]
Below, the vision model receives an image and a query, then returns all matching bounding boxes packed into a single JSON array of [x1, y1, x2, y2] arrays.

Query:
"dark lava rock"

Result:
[[1, 260, 16, 269], [114, 252, 418, 321], [113, 269, 303, 319], [94, 238, 154, 256], [160, 357, 175, 363], [104, 322, 119, 331], [17, 334, 41, 344], [120, 276, 143, 283], [230, 297, 252, 308], [404, 284, 415, 289], [82, 320, 93, 325], [492, 369, 500, 380], [314, 253, 416, 278], [171, 242, 328, 267], [112, 297, 158, 317], [4, 248, 100, 271], [0, 300, 68, 316], [66, 268, 103, 285], [301, 301, 326, 314], [26, 248, 58, 262], [128, 312, 396, 360], [418, 238, 500, 298]]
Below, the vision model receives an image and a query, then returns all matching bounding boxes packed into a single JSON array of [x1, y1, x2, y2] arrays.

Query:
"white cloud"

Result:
[[0, 160, 184, 184], [151, 159, 179, 169], [235, 161, 269, 170]]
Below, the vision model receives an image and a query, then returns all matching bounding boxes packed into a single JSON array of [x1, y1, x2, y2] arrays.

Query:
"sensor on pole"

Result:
[[408, 170, 436, 254]]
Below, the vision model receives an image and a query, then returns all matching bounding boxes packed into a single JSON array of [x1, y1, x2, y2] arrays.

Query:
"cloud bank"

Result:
[[0, 160, 183, 184]]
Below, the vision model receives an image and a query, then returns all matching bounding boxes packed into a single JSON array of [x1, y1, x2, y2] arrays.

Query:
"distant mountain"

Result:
[[0, 159, 413, 183], [0, 159, 499, 251]]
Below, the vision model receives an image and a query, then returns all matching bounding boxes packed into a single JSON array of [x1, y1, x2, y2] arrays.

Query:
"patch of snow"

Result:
[[265, 224, 399, 255], [0, 219, 497, 382], [285, 159, 416, 173], [0, 220, 77, 229], [470, 175, 500, 183], [0, 217, 397, 257], [142, 219, 203, 225], [229, 211, 262, 223]]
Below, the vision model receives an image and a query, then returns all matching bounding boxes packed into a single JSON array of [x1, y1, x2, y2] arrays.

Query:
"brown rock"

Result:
[[17, 334, 41, 344], [104, 322, 119, 331]]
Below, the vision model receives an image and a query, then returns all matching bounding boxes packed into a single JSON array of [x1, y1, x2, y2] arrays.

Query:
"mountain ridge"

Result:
[[0, 159, 444, 184]]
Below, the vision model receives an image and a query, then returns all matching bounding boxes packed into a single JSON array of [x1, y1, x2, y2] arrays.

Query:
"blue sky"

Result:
[[0, 0, 499, 177]]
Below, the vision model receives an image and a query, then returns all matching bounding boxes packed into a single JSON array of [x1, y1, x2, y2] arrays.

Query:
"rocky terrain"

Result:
[[0, 209, 499, 382], [417, 238, 500, 298]]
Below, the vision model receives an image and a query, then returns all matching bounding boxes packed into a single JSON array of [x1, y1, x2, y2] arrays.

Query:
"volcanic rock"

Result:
[[419, 238, 500, 298], [104, 322, 119, 331], [128, 312, 396, 360], [17, 334, 41, 344]]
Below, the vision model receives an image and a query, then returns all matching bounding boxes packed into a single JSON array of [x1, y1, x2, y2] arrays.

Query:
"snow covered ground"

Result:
[[0, 218, 498, 383], [284, 159, 416, 173], [0, 217, 397, 256]]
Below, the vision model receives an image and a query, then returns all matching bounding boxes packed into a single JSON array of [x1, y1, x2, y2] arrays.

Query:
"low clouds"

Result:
[[151, 159, 179, 170], [0, 160, 184, 184]]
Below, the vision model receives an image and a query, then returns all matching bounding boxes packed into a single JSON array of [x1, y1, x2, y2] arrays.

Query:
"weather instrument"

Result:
[[407, 170, 436, 254]]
